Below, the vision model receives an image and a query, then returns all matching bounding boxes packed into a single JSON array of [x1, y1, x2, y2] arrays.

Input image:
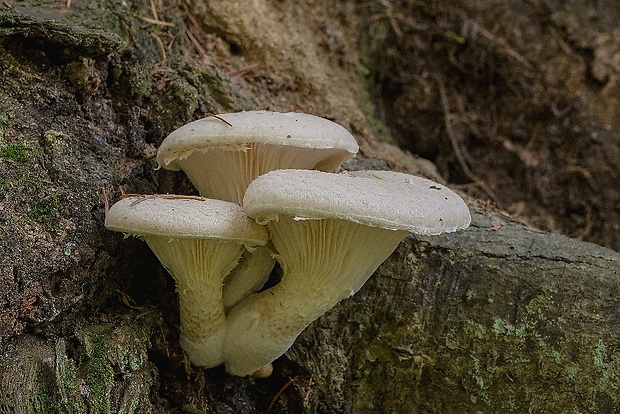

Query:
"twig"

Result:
[[181, 0, 228, 57], [309, 21, 335, 52], [228, 63, 261, 78], [204, 113, 233, 127], [149, 0, 159, 22], [460, 13, 532, 70], [138, 15, 175, 27], [125, 194, 207, 206], [180, 0, 208, 39], [101, 187, 109, 212], [186, 29, 209, 62], [116, 289, 144, 310], [452, 180, 487, 190], [384, 6, 403, 37], [433, 74, 500, 205], [266, 375, 298, 414], [167, 29, 182, 51], [368, 1, 404, 38], [150, 32, 168, 63], [577, 204, 593, 240], [303, 375, 314, 407]]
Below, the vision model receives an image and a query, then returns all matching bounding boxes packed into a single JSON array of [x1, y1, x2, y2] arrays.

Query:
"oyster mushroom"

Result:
[[223, 169, 471, 376], [156, 110, 359, 204], [157, 110, 360, 309], [105, 195, 268, 367]]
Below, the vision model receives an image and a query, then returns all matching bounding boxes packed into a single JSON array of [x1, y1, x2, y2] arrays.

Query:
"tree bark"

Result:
[[1, 2, 619, 413]]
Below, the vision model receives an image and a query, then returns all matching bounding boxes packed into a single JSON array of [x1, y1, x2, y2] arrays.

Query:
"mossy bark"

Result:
[[289, 211, 620, 413], [1, 1, 619, 413]]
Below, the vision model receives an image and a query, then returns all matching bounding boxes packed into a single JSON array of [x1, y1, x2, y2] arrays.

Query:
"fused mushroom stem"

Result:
[[224, 216, 408, 376]]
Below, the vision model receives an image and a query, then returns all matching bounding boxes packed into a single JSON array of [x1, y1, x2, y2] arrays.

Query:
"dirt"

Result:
[[358, 0, 620, 250]]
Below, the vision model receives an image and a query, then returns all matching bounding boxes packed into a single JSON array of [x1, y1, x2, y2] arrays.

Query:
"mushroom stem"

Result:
[[145, 237, 245, 367], [223, 217, 407, 376], [222, 245, 276, 311]]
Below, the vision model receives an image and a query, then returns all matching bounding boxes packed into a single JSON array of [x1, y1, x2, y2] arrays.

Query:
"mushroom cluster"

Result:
[[105, 110, 471, 377]]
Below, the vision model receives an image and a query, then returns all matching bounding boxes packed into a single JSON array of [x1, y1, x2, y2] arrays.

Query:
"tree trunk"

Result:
[[1, 1, 619, 413]]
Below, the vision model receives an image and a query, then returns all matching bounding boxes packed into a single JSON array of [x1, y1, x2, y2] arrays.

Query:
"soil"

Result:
[[359, 0, 620, 250]]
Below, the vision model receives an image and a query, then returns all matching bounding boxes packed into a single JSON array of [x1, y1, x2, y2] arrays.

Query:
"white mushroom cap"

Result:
[[243, 169, 471, 235], [105, 195, 268, 244], [155, 111, 359, 205], [157, 111, 359, 172], [105, 195, 268, 368]]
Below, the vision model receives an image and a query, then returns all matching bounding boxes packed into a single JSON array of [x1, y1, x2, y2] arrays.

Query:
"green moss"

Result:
[[0, 177, 9, 198], [0, 143, 31, 163], [76, 322, 154, 413], [64, 241, 77, 256], [465, 321, 488, 340], [27, 194, 60, 227], [492, 318, 526, 339], [0, 118, 11, 129], [351, 288, 620, 413], [35, 387, 62, 414], [55, 339, 87, 413], [83, 327, 116, 414]]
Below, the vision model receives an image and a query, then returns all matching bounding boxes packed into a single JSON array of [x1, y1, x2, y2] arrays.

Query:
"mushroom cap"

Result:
[[105, 195, 268, 244], [243, 169, 471, 235], [157, 110, 359, 171]]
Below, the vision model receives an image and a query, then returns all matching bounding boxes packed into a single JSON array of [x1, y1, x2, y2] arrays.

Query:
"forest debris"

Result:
[[502, 138, 539, 168], [577, 204, 593, 240], [150, 32, 168, 63], [433, 73, 500, 205], [138, 15, 175, 27], [149, 0, 159, 21], [228, 63, 261, 78], [303, 375, 314, 407], [204, 112, 233, 127], [369, 1, 404, 37], [460, 12, 533, 69], [117, 289, 144, 310], [266, 376, 299, 414]]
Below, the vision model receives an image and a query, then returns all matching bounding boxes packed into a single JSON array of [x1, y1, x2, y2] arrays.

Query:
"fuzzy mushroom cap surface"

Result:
[[243, 169, 471, 235], [105, 195, 268, 244], [157, 110, 359, 171]]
